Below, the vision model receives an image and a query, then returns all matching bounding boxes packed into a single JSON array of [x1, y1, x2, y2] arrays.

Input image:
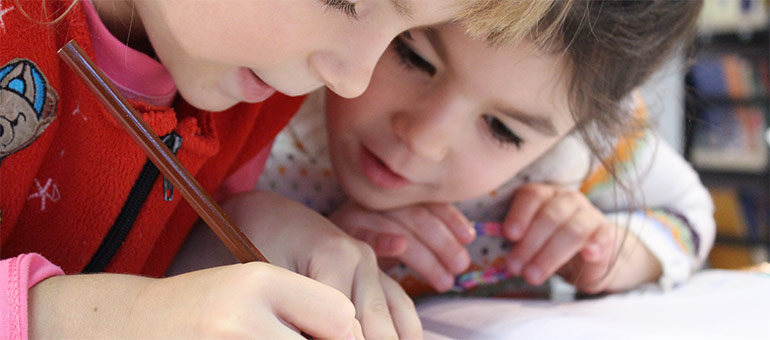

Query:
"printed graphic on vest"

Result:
[[0, 58, 58, 161]]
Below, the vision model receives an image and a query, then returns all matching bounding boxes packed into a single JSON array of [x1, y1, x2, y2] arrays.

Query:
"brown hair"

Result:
[[458, 0, 702, 155], [551, 0, 702, 163], [461, 0, 702, 161]]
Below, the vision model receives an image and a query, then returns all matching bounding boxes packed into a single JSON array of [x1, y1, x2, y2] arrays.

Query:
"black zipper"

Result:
[[83, 132, 183, 273]]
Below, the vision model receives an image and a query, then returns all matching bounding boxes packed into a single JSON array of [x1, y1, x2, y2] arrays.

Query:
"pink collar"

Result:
[[82, 0, 177, 107]]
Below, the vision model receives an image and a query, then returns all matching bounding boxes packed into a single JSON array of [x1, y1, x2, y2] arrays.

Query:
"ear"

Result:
[[39, 81, 60, 123]]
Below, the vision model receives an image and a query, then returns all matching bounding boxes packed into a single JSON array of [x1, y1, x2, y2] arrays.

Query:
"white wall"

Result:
[[638, 56, 687, 154]]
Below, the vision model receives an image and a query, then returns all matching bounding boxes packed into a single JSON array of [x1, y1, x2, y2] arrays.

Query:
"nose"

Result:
[[308, 52, 372, 98], [391, 100, 461, 162], [308, 31, 392, 98]]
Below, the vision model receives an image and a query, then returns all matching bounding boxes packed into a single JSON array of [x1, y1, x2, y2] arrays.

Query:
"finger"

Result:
[[426, 203, 475, 244], [523, 208, 599, 285], [506, 192, 578, 275], [344, 215, 409, 257], [503, 184, 556, 241], [580, 221, 616, 263], [387, 208, 470, 275], [351, 247, 399, 340], [263, 263, 358, 339], [380, 272, 423, 339], [565, 251, 614, 294], [372, 233, 409, 257], [398, 234, 456, 292], [310, 238, 363, 299], [572, 225, 621, 293], [317, 319, 364, 340]]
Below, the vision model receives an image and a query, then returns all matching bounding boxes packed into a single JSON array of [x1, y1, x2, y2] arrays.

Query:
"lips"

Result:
[[359, 146, 411, 190], [238, 67, 276, 103]]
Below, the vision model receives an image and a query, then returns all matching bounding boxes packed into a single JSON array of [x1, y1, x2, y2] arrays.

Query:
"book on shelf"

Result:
[[690, 54, 769, 100], [708, 187, 766, 268], [698, 0, 768, 35], [709, 187, 764, 240], [690, 105, 767, 172], [688, 50, 769, 172]]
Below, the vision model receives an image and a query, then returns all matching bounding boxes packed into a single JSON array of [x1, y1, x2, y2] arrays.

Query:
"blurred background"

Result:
[[644, 0, 769, 269]]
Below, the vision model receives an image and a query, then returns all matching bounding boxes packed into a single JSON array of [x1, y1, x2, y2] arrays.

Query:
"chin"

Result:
[[348, 189, 414, 212], [178, 88, 238, 112]]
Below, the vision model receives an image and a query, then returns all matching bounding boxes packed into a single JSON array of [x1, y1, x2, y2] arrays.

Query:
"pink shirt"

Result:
[[83, 0, 177, 107], [83, 0, 266, 198], [1, 254, 63, 340]]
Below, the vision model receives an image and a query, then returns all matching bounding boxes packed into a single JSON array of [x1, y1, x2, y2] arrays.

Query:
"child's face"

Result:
[[326, 24, 576, 210], [134, 0, 458, 111]]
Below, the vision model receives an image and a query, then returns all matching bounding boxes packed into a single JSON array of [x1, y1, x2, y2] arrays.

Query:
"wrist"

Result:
[[604, 230, 662, 292]]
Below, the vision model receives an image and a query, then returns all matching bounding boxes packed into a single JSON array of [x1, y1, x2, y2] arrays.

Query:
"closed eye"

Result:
[[321, 0, 358, 19], [392, 35, 436, 76], [483, 114, 523, 149]]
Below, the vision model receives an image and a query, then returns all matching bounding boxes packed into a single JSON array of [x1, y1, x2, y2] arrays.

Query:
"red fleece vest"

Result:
[[0, 0, 303, 276]]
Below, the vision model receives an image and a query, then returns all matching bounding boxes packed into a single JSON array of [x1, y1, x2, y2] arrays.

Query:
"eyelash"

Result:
[[321, 0, 358, 18], [483, 114, 523, 148], [392, 35, 436, 76]]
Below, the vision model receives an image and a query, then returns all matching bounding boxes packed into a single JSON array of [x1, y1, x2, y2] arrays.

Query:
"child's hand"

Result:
[[502, 183, 621, 292], [221, 192, 422, 339], [29, 263, 364, 339], [330, 200, 476, 292]]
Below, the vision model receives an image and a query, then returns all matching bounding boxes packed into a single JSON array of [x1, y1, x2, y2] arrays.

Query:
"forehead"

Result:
[[438, 24, 574, 130], [402, 0, 465, 25]]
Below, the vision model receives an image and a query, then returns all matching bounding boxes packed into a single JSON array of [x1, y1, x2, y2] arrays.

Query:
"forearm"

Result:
[[28, 273, 154, 339], [588, 131, 714, 287]]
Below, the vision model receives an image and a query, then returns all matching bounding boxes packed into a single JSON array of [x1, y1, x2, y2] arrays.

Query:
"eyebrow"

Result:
[[498, 107, 558, 136], [391, 0, 414, 19]]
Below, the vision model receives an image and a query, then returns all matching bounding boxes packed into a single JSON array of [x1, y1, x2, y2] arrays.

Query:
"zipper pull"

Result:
[[161, 132, 183, 202]]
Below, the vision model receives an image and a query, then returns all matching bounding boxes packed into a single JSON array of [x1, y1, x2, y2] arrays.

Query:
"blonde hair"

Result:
[[455, 0, 574, 47], [14, 0, 79, 24]]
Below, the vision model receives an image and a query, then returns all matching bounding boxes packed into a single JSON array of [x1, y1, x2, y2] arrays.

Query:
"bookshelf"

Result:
[[684, 0, 770, 268]]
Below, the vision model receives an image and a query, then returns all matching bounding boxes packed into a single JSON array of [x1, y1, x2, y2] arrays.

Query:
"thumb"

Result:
[[270, 270, 361, 339]]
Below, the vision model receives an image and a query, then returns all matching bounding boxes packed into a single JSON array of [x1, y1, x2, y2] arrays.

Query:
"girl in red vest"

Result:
[[0, 0, 557, 338]]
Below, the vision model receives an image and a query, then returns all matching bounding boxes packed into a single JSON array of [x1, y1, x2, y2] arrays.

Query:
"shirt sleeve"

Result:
[[1, 253, 64, 340], [581, 130, 715, 289]]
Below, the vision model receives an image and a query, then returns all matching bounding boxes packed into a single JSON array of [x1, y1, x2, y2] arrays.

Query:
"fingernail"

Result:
[[465, 223, 477, 241], [451, 253, 470, 273], [438, 275, 454, 291], [508, 223, 522, 240], [508, 258, 523, 275], [385, 235, 404, 251], [587, 244, 600, 257], [525, 266, 542, 284]]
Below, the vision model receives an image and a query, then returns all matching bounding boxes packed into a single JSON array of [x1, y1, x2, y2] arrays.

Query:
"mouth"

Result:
[[238, 68, 276, 103], [359, 146, 412, 190]]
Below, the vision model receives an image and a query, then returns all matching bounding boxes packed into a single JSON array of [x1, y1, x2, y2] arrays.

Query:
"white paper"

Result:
[[417, 270, 770, 340]]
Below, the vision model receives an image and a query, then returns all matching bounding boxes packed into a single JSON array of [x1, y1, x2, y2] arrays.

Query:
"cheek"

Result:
[[157, 1, 305, 66], [446, 160, 523, 201]]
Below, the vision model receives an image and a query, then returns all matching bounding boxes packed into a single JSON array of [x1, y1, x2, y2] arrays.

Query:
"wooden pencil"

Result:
[[58, 40, 268, 264]]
